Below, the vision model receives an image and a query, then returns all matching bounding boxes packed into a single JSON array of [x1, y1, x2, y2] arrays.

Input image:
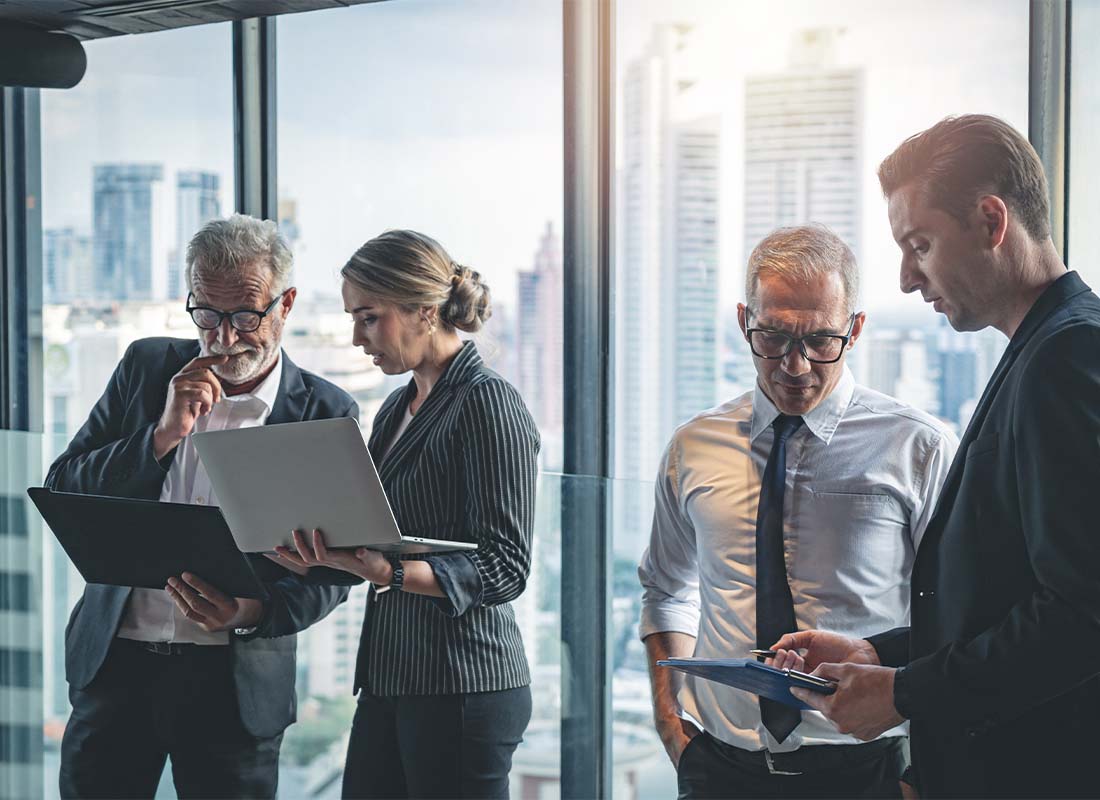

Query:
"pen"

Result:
[[750, 649, 776, 661]]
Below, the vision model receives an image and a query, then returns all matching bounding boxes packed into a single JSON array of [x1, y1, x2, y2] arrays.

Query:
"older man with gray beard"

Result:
[[47, 214, 357, 799]]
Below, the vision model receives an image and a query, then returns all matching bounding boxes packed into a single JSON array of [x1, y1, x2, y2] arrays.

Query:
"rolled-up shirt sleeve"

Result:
[[638, 435, 701, 640], [424, 551, 483, 617]]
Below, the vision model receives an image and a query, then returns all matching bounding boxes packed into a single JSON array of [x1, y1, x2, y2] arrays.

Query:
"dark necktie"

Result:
[[756, 413, 804, 743]]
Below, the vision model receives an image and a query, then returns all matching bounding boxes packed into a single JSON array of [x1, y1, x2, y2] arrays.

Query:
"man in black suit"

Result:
[[48, 214, 356, 799], [771, 114, 1100, 798]]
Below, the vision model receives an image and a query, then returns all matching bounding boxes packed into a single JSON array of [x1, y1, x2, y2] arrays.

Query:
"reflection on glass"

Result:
[[277, 0, 563, 793], [614, 2, 1026, 796], [39, 24, 234, 797], [0, 432, 45, 800], [1070, 0, 1100, 287]]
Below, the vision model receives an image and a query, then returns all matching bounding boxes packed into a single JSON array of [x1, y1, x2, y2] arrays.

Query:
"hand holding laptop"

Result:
[[165, 571, 264, 632], [268, 527, 392, 584]]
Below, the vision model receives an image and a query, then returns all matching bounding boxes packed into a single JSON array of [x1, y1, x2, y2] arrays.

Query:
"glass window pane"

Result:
[[613, 3, 1027, 795], [277, 1, 563, 792], [1070, 0, 1100, 285], [39, 25, 234, 797]]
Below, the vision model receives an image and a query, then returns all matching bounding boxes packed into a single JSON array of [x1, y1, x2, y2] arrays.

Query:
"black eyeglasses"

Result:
[[186, 290, 288, 333], [745, 313, 858, 364]]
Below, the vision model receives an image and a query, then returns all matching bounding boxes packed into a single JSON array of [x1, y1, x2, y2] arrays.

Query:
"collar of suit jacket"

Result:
[[1008, 270, 1091, 353]]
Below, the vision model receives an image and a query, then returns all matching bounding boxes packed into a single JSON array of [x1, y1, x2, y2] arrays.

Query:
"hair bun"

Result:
[[441, 264, 492, 333]]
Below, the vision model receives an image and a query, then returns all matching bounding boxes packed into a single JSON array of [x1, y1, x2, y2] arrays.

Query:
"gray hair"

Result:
[[746, 224, 860, 315], [185, 213, 293, 293]]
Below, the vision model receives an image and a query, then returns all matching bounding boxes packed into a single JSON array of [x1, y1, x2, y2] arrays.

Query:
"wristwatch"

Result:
[[387, 558, 405, 592], [234, 626, 258, 636]]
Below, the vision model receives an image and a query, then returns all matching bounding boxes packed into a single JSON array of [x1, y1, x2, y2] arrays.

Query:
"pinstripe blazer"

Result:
[[354, 341, 540, 696]]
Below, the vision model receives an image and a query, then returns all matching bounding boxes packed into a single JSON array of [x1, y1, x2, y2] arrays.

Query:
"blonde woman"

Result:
[[272, 230, 539, 799]]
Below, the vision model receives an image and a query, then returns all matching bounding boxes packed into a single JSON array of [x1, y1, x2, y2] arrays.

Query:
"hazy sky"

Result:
[[41, 0, 1042, 314]]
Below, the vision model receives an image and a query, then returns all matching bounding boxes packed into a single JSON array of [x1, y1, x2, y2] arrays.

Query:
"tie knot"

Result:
[[772, 414, 803, 441]]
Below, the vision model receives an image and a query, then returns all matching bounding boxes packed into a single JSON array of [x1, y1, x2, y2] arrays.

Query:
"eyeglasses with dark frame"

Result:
[[745, 313, 858, 364], [186, 290, 289, 333]]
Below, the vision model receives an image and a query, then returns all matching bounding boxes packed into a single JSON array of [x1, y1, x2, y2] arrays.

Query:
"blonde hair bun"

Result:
[[441, 265, 492, 333]]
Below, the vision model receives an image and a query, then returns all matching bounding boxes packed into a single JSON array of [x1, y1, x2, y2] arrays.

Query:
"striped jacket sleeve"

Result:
[[427, 378, 539, 615]]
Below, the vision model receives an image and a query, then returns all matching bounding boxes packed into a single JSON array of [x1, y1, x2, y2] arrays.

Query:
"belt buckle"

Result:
[[145, 641, 174, 656], [765, 750, 802, 776]]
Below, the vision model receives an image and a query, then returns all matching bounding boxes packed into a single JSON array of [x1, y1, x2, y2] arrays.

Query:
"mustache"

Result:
[[206, 343, 257, 356]]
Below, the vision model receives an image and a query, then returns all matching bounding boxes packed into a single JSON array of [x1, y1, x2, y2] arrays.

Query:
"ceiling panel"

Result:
[[0, 0, 382, 39]]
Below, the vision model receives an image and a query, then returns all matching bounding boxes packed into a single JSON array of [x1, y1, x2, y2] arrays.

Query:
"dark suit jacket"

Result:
[[45, 337, 357, 738], [868, 272, 1100, 798]]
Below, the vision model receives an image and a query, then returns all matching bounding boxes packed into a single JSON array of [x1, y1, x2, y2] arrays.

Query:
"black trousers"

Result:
[[677, 732, 907, 800], [60, 638, 282, 800], [342, 685, 532, 799]]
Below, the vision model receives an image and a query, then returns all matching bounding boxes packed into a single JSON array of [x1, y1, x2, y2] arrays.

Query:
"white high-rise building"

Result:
[[616, 24, 720, 539], [515, 222, 564, 471], [172, 171, 221, 299], [743, 28, 862, 257], [732, 29, 864, 392]]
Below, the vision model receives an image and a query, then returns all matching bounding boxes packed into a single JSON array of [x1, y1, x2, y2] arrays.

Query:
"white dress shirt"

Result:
[[638, 367, 958, 752], [116, 355, 283, 645]]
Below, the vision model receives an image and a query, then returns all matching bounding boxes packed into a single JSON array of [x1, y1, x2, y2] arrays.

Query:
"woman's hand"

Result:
[[273, 528, 393, 585]]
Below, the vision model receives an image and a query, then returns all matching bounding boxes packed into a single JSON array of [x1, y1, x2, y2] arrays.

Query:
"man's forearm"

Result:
[[645, 630, 697, 722]]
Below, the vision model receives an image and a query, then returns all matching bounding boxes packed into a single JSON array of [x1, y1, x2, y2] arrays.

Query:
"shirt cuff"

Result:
[[425, 552, 483, 617], [893, 664, 919, 720], [639, 602, 700, 641]]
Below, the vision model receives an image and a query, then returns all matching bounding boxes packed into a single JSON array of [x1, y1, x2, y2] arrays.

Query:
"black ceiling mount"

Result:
[[0, 22, 87, 88]]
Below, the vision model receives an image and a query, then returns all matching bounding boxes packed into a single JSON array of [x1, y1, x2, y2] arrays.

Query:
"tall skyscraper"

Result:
[[0, 434, 43, 800], [44, 228, 92, 304], [731, 28, 864, 394], [515, 221, 563, 469], [743, 29, 862, 257], [92, 164, 169, 301], [171, 171, 221, 299], [617, 23, 720, 512]]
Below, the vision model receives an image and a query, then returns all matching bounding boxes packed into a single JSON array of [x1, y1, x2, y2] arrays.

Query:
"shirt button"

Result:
[[195, 496, 206, 505]]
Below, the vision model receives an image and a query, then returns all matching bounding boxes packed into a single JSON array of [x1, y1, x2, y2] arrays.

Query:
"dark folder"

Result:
[[28, 487, 268, 599], [658, 657, 837, 710]]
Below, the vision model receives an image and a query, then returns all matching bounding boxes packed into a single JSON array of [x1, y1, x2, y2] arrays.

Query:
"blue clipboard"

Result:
[[658, 657, 836, 710]]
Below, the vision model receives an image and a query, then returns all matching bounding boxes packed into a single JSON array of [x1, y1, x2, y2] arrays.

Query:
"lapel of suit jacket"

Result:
[[375, 341, 483, 483], [918, 271, 1091, 551], [266, 350, 310, 425]]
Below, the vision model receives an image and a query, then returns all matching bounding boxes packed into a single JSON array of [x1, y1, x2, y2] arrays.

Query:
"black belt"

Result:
[[117, 638, 228, 657], [708, 733, 903, 776]]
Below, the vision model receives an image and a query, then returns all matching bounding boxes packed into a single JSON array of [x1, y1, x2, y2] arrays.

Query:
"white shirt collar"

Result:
[[749, 365, 855, 445], [221, 351, 282, 413]]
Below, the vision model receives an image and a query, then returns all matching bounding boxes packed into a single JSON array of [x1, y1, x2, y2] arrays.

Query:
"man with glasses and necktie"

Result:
[[47, 214, 356, 799], [639, 224, 958, 799]]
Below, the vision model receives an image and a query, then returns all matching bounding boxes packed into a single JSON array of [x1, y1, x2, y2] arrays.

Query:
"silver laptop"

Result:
[[191, 417, 476, 554]]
